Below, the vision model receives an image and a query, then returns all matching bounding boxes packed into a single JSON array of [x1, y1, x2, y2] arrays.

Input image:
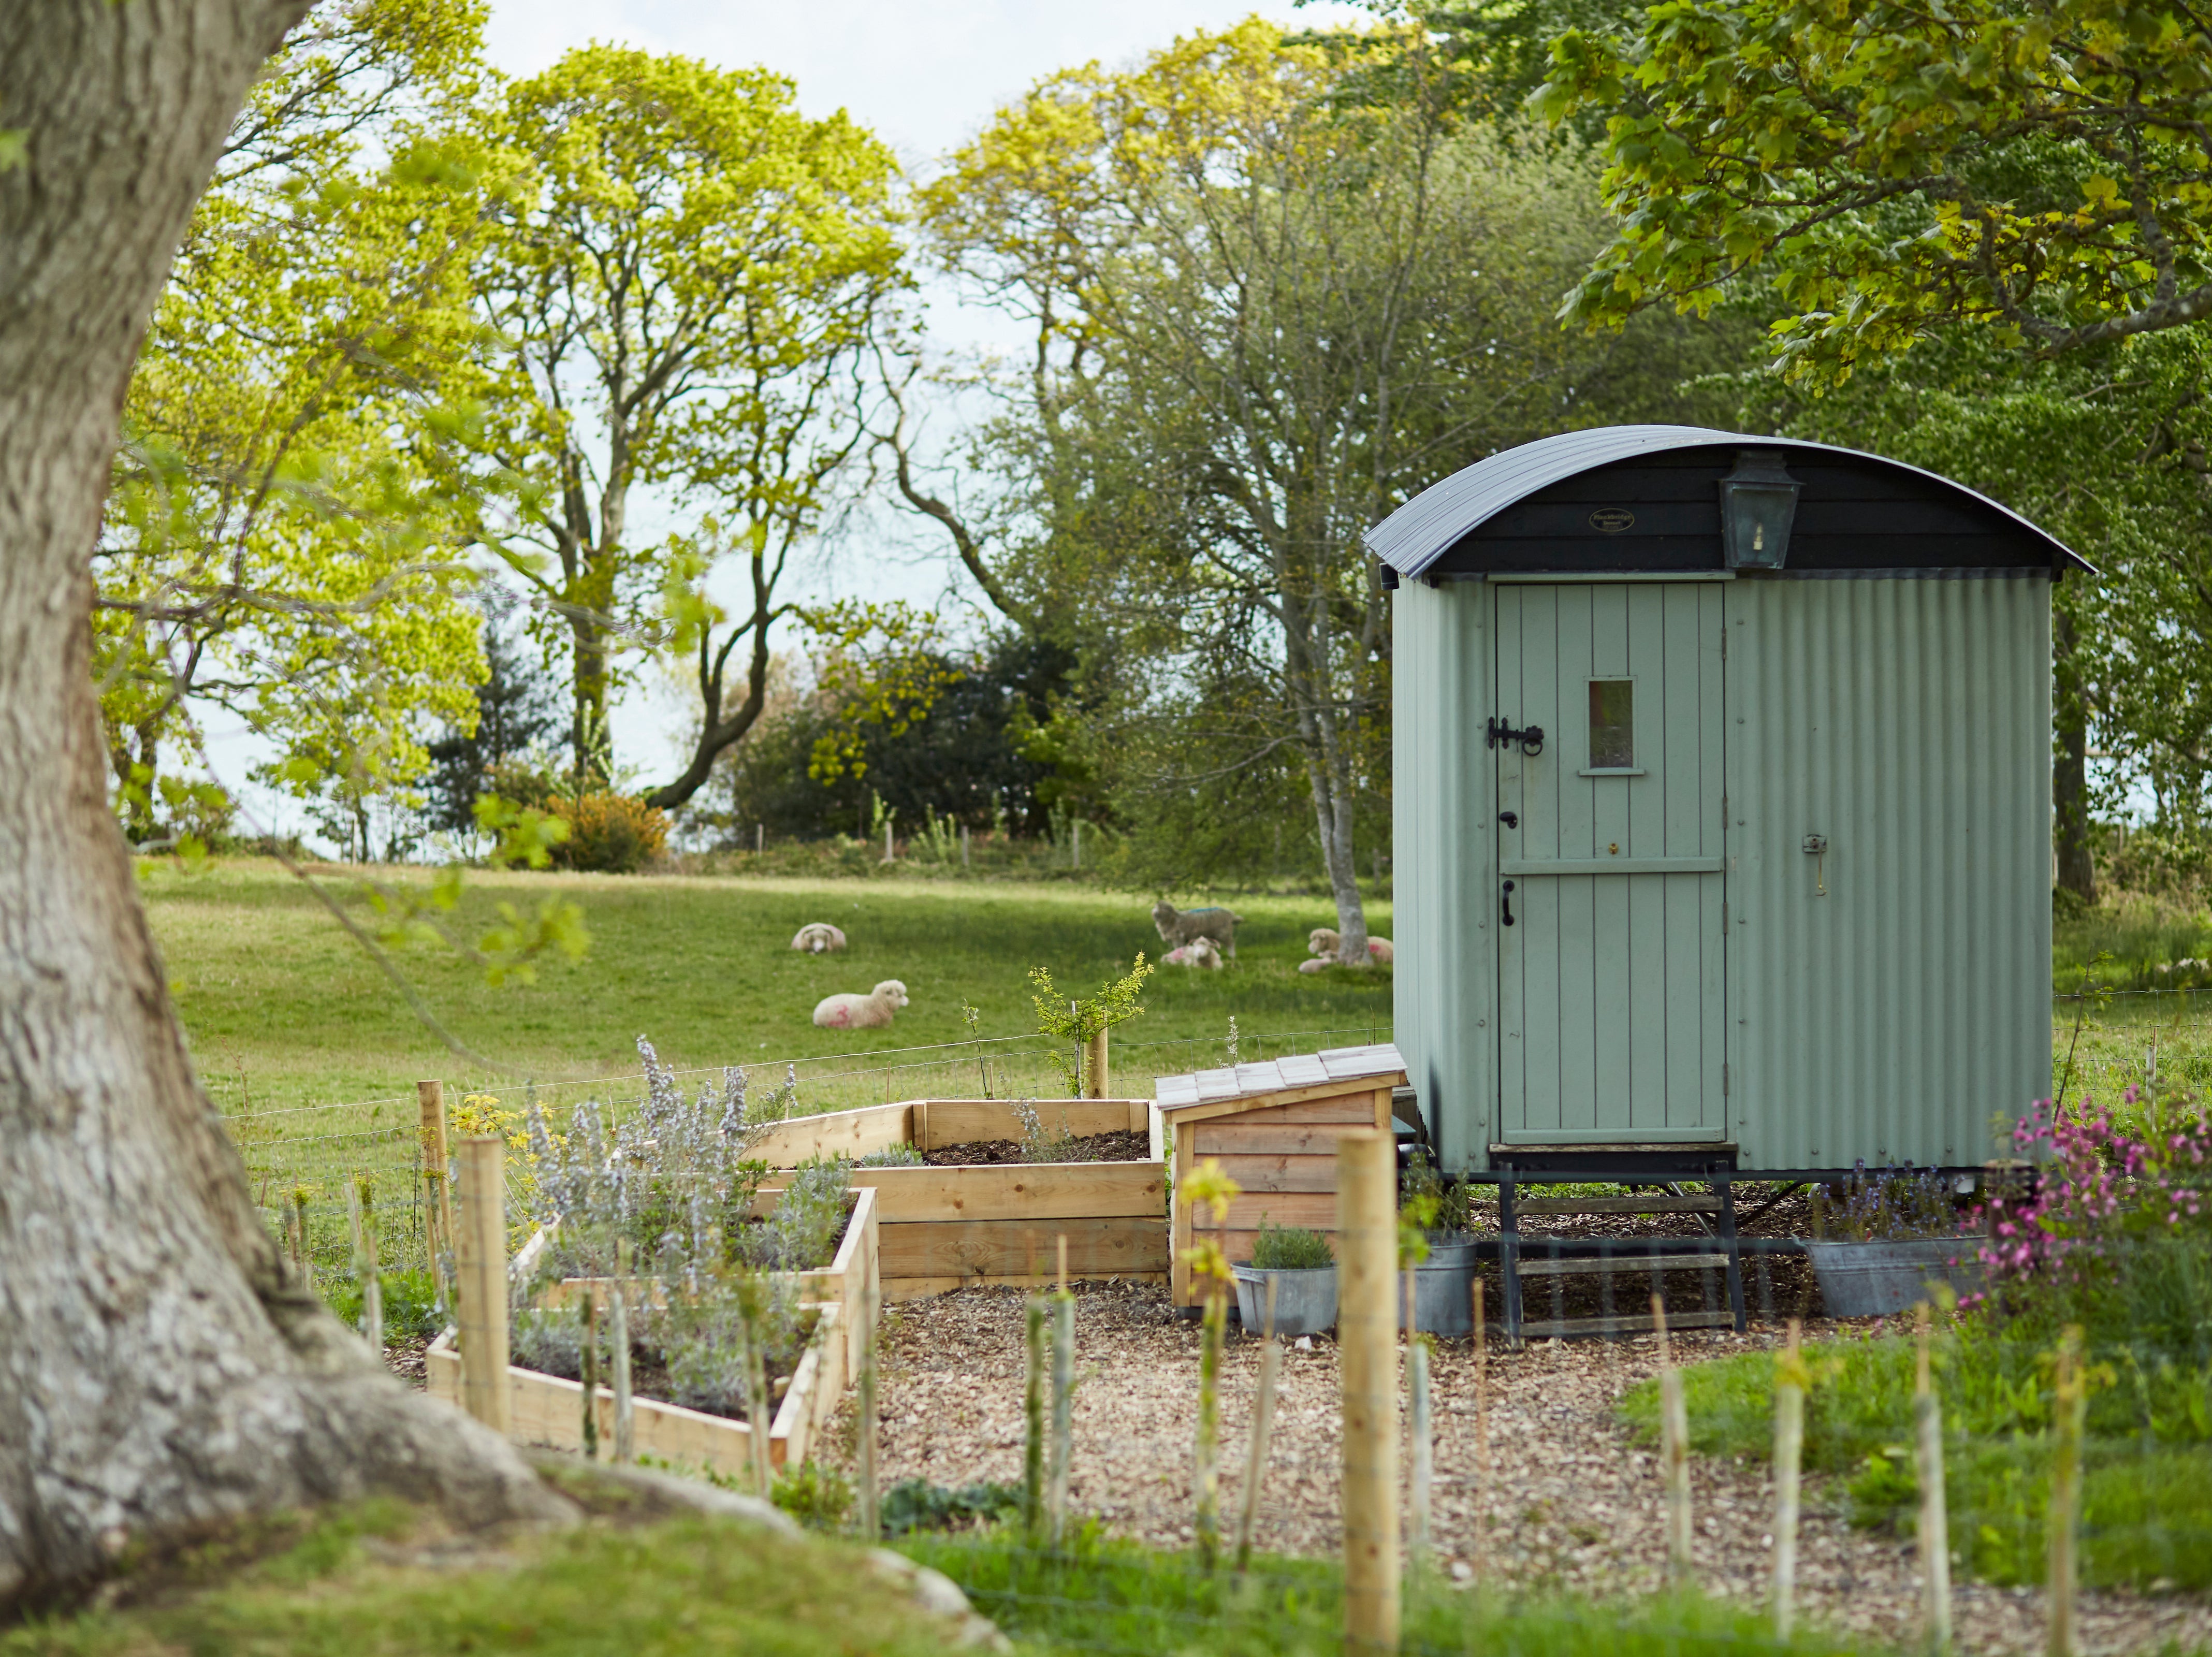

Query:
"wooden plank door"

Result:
[[1494, 582, 1727, 1142]]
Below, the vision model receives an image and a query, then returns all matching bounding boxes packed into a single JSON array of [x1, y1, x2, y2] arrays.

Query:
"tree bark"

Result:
[[0, 0, 570, 1613], [2053, 608, 2097, 904], [1285, 582, 1371, 964]]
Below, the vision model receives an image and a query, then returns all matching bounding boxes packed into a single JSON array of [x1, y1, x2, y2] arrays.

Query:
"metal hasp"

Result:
[[1486, 716, 1545, 755], [1719, 448, 1802, 569]]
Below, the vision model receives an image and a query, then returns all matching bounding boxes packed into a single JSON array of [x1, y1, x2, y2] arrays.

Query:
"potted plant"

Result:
[[1397, 1151, 1479, 1335], [1802, 1162, 1984, 1316], [1232, 1221, 1337, 1337]]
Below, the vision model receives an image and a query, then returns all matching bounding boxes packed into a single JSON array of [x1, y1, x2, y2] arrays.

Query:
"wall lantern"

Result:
[[1719, 448, 1802, 570]]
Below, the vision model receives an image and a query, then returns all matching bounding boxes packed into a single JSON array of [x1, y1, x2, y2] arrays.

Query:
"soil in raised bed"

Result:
[[921, 1128, 1149, 1167]]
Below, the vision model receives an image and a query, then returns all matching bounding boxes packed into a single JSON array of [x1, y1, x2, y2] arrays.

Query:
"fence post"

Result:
[[1339, 1129, 1400, 1655], [417, 1079, 453, 1300], [453, 1136, 510, 1434], [1084, 1028, 1109, 1100], [2047, 1327, 2085, 1657]]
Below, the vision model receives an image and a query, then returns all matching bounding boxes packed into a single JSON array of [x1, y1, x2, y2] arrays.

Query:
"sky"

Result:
[[207, 1, 1367, 849]]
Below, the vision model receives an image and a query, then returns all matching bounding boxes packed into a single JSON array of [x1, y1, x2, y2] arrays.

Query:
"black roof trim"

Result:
[[1364, 426, 2090, 577]]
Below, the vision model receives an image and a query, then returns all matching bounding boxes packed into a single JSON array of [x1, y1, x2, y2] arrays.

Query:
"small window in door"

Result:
[[1588, 679, 1634, 769]]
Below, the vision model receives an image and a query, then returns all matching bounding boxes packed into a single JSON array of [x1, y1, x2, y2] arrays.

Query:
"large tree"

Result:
[[448, 46, 903, 797], [918, 21, 1728, 951], [0, 0, 564, 1611]]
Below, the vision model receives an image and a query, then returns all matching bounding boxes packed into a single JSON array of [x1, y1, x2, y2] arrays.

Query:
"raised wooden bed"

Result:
[[752, 1098, 1168, 1301], [534, 1185, 880, 1378], [1156, 1043, 1407, 1308], [425, 1299, 845, 1475]]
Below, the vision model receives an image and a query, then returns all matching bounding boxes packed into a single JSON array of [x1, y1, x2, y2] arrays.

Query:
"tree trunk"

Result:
[[2053, 608, 2096, 904], [0, 0, 570, 1613], [1286, 584, 1371, 963]]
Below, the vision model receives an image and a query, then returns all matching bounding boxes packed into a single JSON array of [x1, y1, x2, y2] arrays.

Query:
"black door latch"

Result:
[[1486, 717, 1545, 756], [1501, 879, 1516, 927]]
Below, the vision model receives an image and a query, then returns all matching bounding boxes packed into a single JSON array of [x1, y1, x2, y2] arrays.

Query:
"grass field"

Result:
[[145, 859, 1394, 1112]]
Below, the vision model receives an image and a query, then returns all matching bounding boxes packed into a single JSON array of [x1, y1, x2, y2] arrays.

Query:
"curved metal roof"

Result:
[[1364, 425, 2087, 577]]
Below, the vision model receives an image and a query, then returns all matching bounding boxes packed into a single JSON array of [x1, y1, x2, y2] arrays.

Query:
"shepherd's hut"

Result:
[[1376, 426, 2087, 1189]]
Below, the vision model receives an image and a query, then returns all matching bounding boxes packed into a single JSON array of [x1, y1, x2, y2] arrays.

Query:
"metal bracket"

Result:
[[1486, 717, 1546, 756]]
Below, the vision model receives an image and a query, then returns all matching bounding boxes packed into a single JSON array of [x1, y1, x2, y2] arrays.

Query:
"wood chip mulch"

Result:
[[817, 1281, 2211, 1657]]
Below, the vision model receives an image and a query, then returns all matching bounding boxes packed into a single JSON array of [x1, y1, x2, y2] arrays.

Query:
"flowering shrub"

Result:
[[1972, 1093, 2212, 1358]]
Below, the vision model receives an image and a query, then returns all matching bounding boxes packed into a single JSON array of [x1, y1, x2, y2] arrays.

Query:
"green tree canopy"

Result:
[[1535, 0, 2212, 376], [449, 45, 905, 800]]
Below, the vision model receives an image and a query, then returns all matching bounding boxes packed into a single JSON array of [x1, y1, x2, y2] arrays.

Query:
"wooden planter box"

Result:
[[426, 1299, 845, 1475], [532, 1185, 880, 1379], [1156, 1043, 1407, 1308], [751, 1098, 1169, 1301]]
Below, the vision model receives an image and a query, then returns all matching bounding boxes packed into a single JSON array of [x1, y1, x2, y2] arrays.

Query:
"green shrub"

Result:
[[879, 1477, 1024, 1537], [1250, 1222, 1333, 1270], [321, 1268, 444, 1344], [772, 1459, 854, 1531], [550, 792, 669, 873]]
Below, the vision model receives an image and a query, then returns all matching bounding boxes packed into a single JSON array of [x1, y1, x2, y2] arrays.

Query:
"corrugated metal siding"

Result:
[[1392, 579, 1494, 1172], [1728, 577, 2051, 1168]]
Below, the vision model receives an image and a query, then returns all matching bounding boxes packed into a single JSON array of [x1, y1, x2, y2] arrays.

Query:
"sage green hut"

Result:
[[1375, 426, 2089, 1177]]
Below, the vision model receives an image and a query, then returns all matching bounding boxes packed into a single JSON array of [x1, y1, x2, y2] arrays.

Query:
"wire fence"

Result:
[[232, 1022, 1391, 1289]]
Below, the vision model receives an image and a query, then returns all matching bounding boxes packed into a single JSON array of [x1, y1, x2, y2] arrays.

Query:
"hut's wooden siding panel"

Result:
[[1392, 578, 1494, 1172], [1728, 576, 2051, 1167]]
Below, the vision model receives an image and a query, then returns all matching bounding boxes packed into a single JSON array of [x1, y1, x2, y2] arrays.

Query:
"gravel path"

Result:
[[826, 1282, 2210, 1657]]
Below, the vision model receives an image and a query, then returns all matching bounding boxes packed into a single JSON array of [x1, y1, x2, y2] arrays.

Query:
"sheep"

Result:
[[1163, 937, 1225, 970], [812, 980, 908, 1030], [1306, 927, 1394, 966], [1152, 899, 1242, 958], [791, 921, 848, 953]]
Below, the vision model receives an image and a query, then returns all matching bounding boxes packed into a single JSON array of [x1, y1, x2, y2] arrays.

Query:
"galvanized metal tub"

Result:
[[1803, 1238, 1984, 1317], [1231, 1265, 1337, 1338], [1401, 1234, 1481, 1335]]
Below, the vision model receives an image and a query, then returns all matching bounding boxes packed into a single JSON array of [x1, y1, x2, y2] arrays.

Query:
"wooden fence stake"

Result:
[[1048, 1234, 1075, 1546], [610, 1241, 634, 1465], [1772, 1318, 1805, 1638], [418, 1079, 453, 1309], [1407, 1270, 1432, 1574], [1654, 1292, 1694, 1585], [1915, 1303, 1953, 1653], [1234, 1275, 1279, 1574], [453, 1136, 510, 1434], [2047, 1327, 2085, 1657], [1339, 1129, 1401, 1655]]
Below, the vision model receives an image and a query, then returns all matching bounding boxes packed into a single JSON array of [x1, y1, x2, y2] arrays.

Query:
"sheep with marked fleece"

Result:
[[812, 980, 908, 1029]]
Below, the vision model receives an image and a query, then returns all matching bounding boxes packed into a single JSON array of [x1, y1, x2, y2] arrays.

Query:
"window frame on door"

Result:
[[1579, 674, 1645, 777]]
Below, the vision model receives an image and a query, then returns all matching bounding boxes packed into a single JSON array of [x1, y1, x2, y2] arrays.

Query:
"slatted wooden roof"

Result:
[[1154, 1042, 1406, 1116]]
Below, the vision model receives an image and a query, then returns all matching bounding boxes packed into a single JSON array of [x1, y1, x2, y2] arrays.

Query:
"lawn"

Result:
[[0, 1494, 1892, 1657], [145, 857, 1393, 1113]]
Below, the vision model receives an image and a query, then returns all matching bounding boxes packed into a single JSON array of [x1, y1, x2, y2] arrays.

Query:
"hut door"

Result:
[[1493, 582, 1728, 1142]]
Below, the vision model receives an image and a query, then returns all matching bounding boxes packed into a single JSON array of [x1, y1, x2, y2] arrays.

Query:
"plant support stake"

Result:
[[1023, 1286, 1046, 1538], [579, 1289, 599, 1461], [346, 1174, 381, 1357], [1234, 1275, 1279, 1574], [857, 1263, 880, 1541], [1048, 1234, 1075, 1547], [610, 1243, 633, 1465], [2048, 1327, 2085, 1657], [1654, 1292, 1693, 1584], [1772, 1319, 1806, 1639], [1407, 1270, 1432, 1573], [454, 1137, 511, 1434], [1472, 1279, 1489, 1586], [1915, 1303, 1952, 1654]]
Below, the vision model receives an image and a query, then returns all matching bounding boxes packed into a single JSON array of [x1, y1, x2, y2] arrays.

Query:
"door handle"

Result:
[[1501, 879, 1516, 927]]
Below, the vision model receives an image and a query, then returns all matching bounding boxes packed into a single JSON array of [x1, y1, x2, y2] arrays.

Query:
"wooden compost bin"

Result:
[[426, 1300, 845, 1475], [1155, 1043, 1408, 1309], [750, 1098, 1168, 1301]]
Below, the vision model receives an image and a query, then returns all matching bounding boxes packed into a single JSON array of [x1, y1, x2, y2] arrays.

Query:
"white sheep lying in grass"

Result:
[[791, 921, 848, 953], [1304, 927, 1394, 968], [1163, 937, 1225, 970], [813, 980, 908, 1029]]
